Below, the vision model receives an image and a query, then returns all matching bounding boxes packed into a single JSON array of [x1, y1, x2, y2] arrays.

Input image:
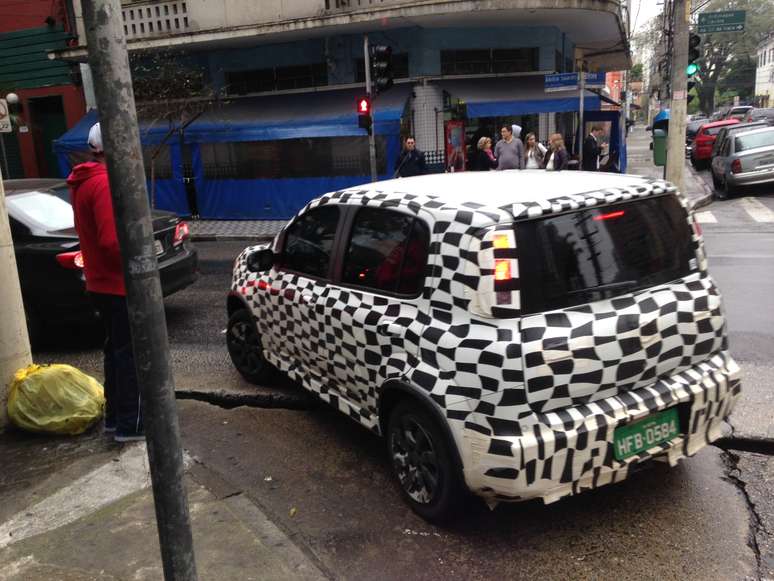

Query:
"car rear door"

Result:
[[515, 195, 725, 414]]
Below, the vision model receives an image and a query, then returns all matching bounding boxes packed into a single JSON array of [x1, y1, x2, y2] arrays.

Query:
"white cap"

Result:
[[88, 122, 103, 153]]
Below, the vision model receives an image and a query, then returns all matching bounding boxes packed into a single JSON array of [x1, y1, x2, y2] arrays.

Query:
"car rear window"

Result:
[[516, 195, 696, 314], [735, 130, 774, 152], [704, 126, 725, 136], [6, 192, 74, 232]]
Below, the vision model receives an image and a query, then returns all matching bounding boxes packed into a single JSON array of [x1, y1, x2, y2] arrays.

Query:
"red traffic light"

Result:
[[357, 97, 371, 114]]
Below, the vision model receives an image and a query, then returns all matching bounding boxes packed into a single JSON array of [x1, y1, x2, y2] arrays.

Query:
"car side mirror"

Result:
[[247, 248, 275, 272]]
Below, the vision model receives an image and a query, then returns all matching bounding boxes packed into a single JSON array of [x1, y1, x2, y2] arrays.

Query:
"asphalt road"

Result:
[[33, 193, 774, 579]]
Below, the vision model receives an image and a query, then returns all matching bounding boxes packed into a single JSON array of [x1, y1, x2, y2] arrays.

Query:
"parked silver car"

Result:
[[711, 127, 774, 198], [710, 121, 769, 171]]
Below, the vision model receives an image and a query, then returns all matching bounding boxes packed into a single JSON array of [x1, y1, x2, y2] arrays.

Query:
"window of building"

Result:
[[226, 63, 328, 95], [281, 205, 340, 279], [440, 48, 539, 76], [199, 136, 387, 180], [342, 207, 430, 296], [354, 53, 410, 83]]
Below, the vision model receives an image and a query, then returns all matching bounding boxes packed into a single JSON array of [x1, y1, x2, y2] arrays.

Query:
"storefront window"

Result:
[[226, 63, 328, 95], [441, 48, 538, 75]]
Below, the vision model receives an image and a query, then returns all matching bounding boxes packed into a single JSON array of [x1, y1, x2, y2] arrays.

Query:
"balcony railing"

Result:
[[122, 1, 190, 39]]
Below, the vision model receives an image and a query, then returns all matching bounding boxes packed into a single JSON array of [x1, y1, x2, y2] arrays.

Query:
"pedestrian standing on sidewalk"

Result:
[[67, 123, 144, 443], [582, 125, 606, 171], [523, 132, 546, 169], [469, 137, 497, 171], [494, 125, 524, 170], [543, 133, 569, 171], [394, 136, 426, 178]]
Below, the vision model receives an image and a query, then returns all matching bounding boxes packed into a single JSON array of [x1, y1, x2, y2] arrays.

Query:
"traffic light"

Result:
[[357, 96, 372, 134], [371, 45, 393, 94], [687, 33, 701, 77]]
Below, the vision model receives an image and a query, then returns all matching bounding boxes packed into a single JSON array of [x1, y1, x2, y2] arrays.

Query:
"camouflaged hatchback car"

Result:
[[226, 171, 741, 522]]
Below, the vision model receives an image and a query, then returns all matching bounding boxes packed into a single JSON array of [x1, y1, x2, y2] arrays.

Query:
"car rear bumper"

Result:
[[460, 351, 741, 504], [727, 167, 774, 187], [159, 244, 198, 296]]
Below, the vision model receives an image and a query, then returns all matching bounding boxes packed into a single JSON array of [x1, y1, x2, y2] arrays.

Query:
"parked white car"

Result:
[[227, 171, 741, 522]]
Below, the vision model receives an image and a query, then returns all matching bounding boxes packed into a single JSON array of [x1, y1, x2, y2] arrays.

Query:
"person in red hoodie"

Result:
[[68, 123, 143, 442]]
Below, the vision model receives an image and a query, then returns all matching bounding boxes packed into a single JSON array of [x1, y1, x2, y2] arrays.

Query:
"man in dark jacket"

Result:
[[394, 136, 426, 177], [68, 123, 144, 443], [582, 125, 606, 171]]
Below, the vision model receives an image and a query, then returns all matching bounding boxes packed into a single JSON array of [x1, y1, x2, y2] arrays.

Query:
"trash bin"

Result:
[[652, 128, 667, 167]]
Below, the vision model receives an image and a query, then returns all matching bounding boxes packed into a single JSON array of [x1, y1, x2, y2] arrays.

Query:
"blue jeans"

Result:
[[92, 293, 143, 435]]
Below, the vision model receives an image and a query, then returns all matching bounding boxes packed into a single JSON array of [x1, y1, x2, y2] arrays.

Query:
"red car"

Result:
[[691, 119, 739, 169]]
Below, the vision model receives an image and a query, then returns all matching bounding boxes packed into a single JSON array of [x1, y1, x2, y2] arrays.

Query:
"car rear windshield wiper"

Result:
[[566, 280, 637, 295]]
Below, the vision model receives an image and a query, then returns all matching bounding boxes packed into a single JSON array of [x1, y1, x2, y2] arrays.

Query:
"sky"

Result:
[[630, 0, 665, 36]]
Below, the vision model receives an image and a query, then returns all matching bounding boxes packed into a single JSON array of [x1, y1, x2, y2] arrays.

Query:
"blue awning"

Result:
[[53, 85, 411, 153], [436, 76, 601, 118]]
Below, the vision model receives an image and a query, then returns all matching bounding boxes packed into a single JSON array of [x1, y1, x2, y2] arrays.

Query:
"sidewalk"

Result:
[[626, 126, 714, 210], [0, 428, 327, 580]]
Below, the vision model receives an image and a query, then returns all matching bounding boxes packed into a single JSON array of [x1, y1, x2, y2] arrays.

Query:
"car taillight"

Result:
[[173, 221, 190, 245], [731, 159, 742, 174], [56, 251, 84, 269], [494, 259, 511, 281]]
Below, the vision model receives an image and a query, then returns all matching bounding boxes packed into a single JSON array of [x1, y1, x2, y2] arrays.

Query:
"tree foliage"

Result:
[[692, 0, 774, 114]]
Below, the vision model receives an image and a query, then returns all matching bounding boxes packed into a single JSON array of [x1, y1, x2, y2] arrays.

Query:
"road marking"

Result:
[[740, 197, 774, 223], [695, 211, 718, 223]]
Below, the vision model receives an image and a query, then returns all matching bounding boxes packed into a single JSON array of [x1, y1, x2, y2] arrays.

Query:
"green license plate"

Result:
[[614, 407, 681, 461]]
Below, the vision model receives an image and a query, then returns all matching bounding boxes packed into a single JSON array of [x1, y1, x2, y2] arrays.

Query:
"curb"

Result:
[[686, 163, 715, 211], [175, 388, 317, 410]]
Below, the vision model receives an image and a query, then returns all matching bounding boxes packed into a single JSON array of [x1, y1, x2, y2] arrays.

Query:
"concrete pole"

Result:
[[80, 1, 197, 579], [666, 0, 689, 193], [364, 34, 378, 182], [578, 63, 585, 168], [0, 168, 32, 431]]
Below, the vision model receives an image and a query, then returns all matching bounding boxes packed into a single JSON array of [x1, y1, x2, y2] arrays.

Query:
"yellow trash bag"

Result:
[[7, 364, 105, 435]]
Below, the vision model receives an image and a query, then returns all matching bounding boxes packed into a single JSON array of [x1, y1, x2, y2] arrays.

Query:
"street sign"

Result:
[[0, 99, 11, 133], [698, 10, 745, 34], [545, 72, 606, 92]]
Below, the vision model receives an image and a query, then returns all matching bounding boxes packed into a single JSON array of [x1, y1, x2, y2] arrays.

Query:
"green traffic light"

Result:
[[686, 63, 699, 76]]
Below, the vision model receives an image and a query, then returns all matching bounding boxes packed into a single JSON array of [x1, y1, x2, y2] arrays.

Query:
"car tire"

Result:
[[387, 400, 466, 523], [226, 309, 272, 384], [723, 177, 736, 199]]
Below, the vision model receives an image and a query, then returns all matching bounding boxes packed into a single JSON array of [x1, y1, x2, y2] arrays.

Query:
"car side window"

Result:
[[342, 207, 429, 296], [9, 217, 30, 240], [281, 205, 340, 279]]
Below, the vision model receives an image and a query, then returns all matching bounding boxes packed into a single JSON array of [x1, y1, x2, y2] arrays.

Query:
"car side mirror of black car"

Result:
[[247, 248, 275, 272]]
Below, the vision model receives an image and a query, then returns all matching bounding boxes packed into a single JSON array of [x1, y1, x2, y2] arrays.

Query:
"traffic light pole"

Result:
[[363, 35, 378, 182], [666, 0, 689, 193]]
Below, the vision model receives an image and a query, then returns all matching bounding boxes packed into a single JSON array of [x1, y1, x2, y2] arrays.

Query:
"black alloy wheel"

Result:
[[387, 400, 465, 522], [226, 309, 271, 384]]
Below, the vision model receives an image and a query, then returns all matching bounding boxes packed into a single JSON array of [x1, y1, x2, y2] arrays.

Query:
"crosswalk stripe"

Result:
[[740, 197, 774, 223], [694, 211, 717, 223]]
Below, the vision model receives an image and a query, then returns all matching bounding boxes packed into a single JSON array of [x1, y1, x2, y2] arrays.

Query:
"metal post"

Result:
[[578, 63, 585, 168], [666, 0, 688, 193], [364, 34, 378, 182], [80, 1, 198, 579], [0, 136, 9, 178], [0, 167, 32, 431]]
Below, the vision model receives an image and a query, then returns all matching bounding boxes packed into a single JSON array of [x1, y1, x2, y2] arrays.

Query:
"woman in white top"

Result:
[[523, 133, 547, 169]]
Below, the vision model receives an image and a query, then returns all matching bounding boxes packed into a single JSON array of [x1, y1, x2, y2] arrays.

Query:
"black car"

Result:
[[5, 181, 198, 344]]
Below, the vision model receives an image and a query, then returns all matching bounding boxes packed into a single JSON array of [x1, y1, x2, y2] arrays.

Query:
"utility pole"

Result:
[[578, 60, 586, 168], [0, 169, 32, 431], [80, 1, 197, 579], [363, 34, 378, 182], [666, 0, 688, 193]]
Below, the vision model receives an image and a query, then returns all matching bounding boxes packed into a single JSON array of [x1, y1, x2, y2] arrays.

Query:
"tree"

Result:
[[692, 0, 774, 114], [630, 63, 643, 82]]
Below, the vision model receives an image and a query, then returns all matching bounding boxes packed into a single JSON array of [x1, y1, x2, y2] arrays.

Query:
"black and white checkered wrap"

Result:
[[231, 177, 739, 503]]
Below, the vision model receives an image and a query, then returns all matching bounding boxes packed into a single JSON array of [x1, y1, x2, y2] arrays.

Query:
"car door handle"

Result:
[[377, 322, 404, 338]]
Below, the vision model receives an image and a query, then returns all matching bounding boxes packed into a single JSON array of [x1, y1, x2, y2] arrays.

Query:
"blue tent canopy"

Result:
[[52, 86, 411, 219], [436, 76, 601, 118]]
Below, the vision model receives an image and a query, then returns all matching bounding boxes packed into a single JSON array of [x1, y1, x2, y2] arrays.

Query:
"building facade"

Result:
[[755, 33, 774, 108], [0, 0, 86, 179], [53, 0, 630, 219]]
